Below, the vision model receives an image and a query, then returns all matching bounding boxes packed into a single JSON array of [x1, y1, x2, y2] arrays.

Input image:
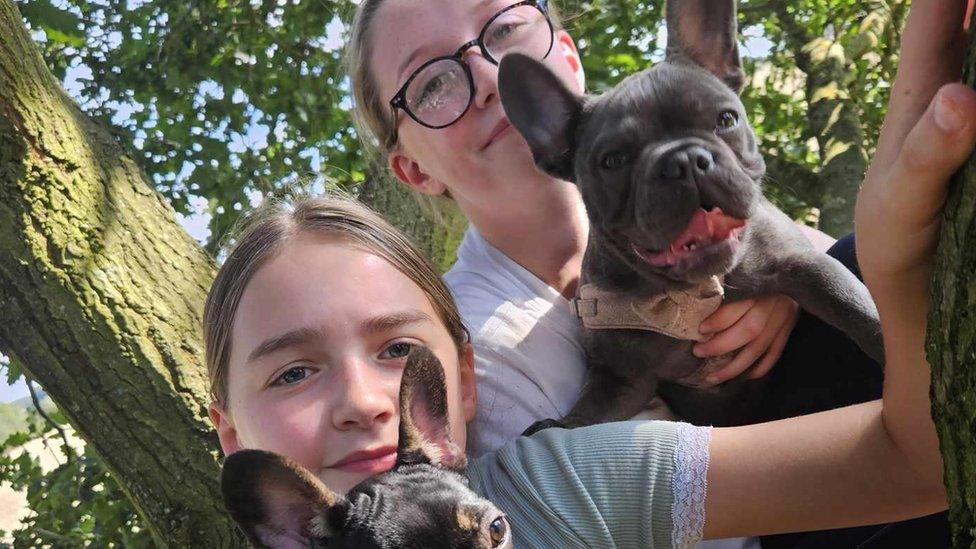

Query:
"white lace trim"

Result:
[[671, 423, 710, 548]]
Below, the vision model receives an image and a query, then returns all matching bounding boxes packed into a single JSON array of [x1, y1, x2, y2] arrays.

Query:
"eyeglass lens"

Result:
[[405, 4, 552, 128]]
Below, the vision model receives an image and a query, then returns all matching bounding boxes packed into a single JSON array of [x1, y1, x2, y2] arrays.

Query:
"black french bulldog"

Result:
[[221, 347, 513, 549], [499, 0, 883, 428]]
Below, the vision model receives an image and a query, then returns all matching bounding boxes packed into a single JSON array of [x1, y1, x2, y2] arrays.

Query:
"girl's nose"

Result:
[[465, 51, 500, 110], [330, 359, 395, 431]]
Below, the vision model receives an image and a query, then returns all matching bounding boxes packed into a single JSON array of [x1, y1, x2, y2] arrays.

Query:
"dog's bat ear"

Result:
[[665, 0, 745, 93], [396, 347, 467, 471], [498, 53, 584, 182], [221, 450, 348, 548]]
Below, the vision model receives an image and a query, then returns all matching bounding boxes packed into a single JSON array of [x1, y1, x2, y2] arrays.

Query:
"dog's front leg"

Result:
[[560, 364, 661, 428], [521, 365, 658, 436], [762, 253, 884, 363]]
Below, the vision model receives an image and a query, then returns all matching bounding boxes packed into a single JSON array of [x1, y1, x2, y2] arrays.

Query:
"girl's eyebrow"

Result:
[[397, 46, 433, 82], [247, 326, 323, 364], [246, 310, 434, 364], [395, 0, 508, 81], [360, 309, 434, 335]]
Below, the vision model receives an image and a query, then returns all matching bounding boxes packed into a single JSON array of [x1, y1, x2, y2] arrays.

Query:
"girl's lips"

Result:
[[483, 119, 515, 150], [330, 447, 398, 475]]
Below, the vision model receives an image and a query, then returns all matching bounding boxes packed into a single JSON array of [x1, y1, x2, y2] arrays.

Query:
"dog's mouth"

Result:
[[630, 207, 746, 267]]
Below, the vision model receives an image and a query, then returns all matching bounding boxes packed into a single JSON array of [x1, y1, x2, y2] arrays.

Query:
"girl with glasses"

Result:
[[351, 0, 806, 470]]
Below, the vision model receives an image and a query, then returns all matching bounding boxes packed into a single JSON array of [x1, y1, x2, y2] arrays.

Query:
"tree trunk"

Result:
[[773, 2, 875, 237], [927, 18, 976, 549], [358, 175, 466, 271], [0, 1, 241, 545]]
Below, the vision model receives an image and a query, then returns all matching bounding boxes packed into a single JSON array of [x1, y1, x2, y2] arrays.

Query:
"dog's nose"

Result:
[[661, 146, 714, 181]]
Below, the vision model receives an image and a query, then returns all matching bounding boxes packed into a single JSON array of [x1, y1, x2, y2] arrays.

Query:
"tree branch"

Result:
[[772, 1, 868, 236], [0, 0, 241, 544], [25, 377, 73, 466]]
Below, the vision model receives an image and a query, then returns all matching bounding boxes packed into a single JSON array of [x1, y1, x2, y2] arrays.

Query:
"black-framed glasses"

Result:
[[388, 0, 554, 145]]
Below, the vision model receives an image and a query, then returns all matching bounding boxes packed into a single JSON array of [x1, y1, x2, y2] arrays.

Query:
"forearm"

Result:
[[705, 401, 946, 539], [871, 277, 944, 485]]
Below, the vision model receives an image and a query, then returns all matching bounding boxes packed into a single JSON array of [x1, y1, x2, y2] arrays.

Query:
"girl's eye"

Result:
[[379, 342, 413, 360], [489, 22, 517, 42], [416, 71, 458, 110], [716, 110, 739, 132], [274, 366, 310, 386]]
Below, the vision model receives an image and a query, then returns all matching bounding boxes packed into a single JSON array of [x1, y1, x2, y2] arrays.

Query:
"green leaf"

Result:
[[18, 0, 85, 47]]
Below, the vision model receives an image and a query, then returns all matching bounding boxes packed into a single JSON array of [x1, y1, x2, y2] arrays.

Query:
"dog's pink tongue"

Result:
[[709, 208, 747, 240], [669, 208, 745, 251], [636, 208, 746, 267]]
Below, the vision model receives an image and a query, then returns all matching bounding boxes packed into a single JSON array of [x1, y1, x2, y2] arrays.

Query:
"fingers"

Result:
[[883, 84, 976, 228], [896, 0, 968, 82], [695, 296, 798, 384], [875, 0, 969, 166], [748, 308, 795, 380], [699, 299, 754, 335], [695, 298, 767, 357]]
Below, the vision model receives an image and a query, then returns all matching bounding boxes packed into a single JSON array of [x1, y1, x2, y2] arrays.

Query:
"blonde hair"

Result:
[[345, 0, 565, 217], [203, 195, 468, 405]]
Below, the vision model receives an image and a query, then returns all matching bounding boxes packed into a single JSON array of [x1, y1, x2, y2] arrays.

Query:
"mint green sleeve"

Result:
[[465, 420, 710, 549]]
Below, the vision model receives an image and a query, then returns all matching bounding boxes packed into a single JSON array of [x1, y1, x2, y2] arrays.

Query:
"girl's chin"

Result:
[[481, 134, 534, 164], [317, 470, 366, 495]]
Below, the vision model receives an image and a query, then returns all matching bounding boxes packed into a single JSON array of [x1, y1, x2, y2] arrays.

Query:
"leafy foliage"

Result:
[[0, 410, 150, 546], [19, 0, 365, 251], [19, 0, 906, 247]]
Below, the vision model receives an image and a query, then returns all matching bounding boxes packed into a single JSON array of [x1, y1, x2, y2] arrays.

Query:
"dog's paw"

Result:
[[521, 418, 566, 437]]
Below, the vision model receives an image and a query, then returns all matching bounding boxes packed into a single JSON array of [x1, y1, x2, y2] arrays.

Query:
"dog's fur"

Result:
[[499, 0, 883, 428], [221, 348, 513, 549]]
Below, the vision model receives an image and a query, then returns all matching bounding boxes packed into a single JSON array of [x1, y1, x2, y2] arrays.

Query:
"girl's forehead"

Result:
[[371, 0, 510, 87], [230, 238, 438, 353]]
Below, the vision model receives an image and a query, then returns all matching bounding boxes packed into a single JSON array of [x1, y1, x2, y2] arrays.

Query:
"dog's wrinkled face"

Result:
[[574, 64, 765, 282], [500, 0, 766, 284], [221, 348, 514, 549]]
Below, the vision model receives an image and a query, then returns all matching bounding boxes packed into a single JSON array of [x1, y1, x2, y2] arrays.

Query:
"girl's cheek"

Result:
[[243, 400, 327, 467]]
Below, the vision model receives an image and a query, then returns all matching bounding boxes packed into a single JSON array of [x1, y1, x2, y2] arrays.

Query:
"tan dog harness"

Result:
[[571, 275, 734, 388], [571, 276, 725, 342]]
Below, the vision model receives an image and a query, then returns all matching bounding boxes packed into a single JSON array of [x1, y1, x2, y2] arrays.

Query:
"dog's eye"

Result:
[[489, 516, 509, 546], [716, 110, 739, 132], [600, 151, 631, 170]]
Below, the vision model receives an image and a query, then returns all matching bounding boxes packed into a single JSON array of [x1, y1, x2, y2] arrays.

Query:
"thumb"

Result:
[[902, 84, 976, 176], [887, 83, 976, 221]]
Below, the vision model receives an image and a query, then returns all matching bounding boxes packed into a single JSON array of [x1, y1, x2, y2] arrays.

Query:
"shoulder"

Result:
[[467, 421, 710, 548]]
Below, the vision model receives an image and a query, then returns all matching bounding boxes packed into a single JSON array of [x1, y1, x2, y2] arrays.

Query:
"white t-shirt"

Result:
[[445, 227, 592, 456], [445, 227, 758, 549]]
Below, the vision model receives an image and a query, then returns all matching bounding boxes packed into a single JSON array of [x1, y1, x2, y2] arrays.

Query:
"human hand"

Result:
[[855, 0, 976, 306], [693, 294, 799, 385]]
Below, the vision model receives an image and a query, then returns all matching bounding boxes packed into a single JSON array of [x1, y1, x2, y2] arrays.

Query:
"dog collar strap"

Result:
[[572, 276, 725, 341]]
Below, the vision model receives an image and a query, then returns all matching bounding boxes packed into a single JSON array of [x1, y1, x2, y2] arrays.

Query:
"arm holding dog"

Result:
[[725, 199, 883, 363], [692, 224, 834, 385], [704, 0, 976, 537]]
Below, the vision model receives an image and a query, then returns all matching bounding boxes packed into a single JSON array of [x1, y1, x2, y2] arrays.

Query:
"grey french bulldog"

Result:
[[221, 347, 513, 549], [499, 0, 883, 428]]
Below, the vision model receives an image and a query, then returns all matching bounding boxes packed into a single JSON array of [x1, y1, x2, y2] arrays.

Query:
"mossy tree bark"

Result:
[[0, 1, 242, 545], [927, 16, 976, 549]]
